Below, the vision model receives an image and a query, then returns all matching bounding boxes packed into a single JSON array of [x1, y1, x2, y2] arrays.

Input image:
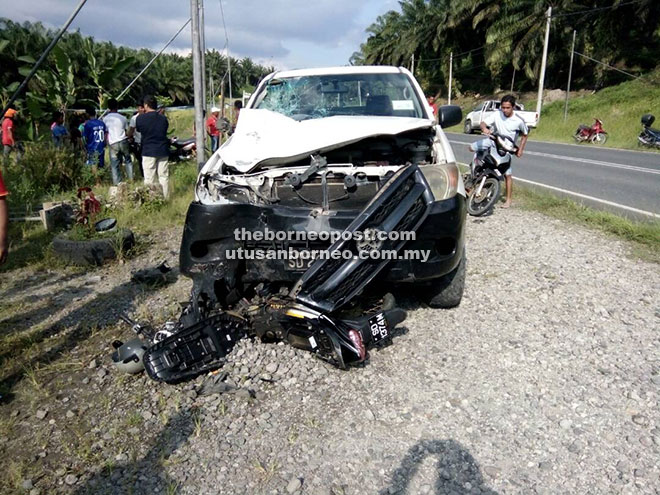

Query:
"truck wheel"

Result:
[[425, 250, 466, 308], [464, 120, 473, 134]]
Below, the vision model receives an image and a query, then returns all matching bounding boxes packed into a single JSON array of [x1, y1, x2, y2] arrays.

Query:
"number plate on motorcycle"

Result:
[[368, 312, 389, 344]]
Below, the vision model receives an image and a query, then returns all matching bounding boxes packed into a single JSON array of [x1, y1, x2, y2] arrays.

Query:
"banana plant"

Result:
[[83, 38, 135, 109]]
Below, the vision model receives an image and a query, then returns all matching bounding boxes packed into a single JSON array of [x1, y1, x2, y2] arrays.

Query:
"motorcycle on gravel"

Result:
[[464, 132, 517, 216], [573, 118, 608, 144], [638, 114, 660, 149]]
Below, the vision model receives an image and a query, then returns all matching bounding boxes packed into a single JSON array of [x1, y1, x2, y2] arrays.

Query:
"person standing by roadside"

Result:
[[206, 106, 221, 152], [103, 98, 133, 184], [474, 94, 528, 208], [136, 95, 170, 199], [127, 102, 145, 177], [82, 108, 107, 173], [0, 167, 8, 264], [2, 108, 19, 163], [51, 111, 69, 148]]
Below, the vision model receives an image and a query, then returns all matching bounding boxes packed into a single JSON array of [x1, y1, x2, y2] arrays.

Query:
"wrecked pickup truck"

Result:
[[123, 66, 467, 383]]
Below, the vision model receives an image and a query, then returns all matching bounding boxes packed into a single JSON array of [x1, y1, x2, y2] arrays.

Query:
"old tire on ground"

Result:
[[52, 229, 135, 266], [464, 120, 473, 134], [425, 250, 466, 309]]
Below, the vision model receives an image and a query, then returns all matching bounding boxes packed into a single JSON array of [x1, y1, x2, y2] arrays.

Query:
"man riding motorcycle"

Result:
[[470, 94, 529, 208]]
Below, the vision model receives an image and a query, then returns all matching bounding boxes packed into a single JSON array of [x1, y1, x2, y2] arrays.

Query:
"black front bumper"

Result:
[[179, 194, 466, 287]]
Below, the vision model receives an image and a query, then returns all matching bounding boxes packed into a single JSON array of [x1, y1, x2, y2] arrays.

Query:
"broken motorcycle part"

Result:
[[142, 313, 247, 383], [111, 338, 148, 374]]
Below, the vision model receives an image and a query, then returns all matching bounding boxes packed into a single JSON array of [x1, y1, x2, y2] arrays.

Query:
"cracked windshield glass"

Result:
[[256, 73, 425, 121]]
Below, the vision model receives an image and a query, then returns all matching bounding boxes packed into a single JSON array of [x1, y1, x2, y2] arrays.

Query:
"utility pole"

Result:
[[199, 0, 207, 111], [564, 30, 576, 122], [535, 6, 552, 121], [448, 51, 453, 104], [510, 68, 516, 93], [411, 53, 415, 76], [191, 0, 205, 170]]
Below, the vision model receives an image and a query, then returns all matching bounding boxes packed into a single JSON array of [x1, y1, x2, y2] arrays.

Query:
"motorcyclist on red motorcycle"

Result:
[[471, 94, 529, 208]]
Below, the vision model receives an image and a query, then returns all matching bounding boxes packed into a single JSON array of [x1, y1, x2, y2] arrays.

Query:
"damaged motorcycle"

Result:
[[114, 66, 467, 383]]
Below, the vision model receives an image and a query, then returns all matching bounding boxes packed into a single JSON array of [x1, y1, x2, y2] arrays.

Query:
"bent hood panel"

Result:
[[218, 109, 434, 173]]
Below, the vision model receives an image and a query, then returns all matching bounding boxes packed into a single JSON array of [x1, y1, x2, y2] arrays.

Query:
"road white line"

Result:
[[514, 177, 660, 219], [447, 140, 660, 175]]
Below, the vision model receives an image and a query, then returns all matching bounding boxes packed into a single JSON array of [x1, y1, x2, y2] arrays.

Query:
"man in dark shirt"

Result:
[[136, 95, 170, 198]]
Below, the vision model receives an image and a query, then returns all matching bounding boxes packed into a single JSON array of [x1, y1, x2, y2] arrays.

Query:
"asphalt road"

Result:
[[446, 132, 660, 219]]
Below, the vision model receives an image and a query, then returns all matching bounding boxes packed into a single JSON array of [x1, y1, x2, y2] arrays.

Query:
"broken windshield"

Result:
[[255, 73, 425, 121]]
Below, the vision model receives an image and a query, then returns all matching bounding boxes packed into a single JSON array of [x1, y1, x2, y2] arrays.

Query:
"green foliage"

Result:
[[0, 18, 273, 140], [353, 0, 660, 95], [3, 143, 86, 206]]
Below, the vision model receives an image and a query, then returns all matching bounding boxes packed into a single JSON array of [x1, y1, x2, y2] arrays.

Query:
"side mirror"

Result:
[[438, 105, 462, 128]]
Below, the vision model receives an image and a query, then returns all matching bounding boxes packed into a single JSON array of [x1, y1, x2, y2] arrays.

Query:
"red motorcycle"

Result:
[[574, 118, 608, 144]]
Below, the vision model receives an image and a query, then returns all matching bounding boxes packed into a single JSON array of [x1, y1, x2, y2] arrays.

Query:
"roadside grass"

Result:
[[516, 185, 660, 263], [442, 67, 660, 152], [166, 109, 195, 139], [2, 160, 197, 275]]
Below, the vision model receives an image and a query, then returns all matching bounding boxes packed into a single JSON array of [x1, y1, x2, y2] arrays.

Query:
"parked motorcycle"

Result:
[[464, 132, 517, 216], [638, 114, 660, 149], [169, 136, 196, 162], [574, 118, 608, 144]]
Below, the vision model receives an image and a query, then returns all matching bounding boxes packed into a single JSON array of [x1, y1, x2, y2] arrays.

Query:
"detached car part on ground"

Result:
[[115, 66, 467, 383]]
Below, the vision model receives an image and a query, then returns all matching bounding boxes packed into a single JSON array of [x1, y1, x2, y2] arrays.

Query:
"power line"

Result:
[[553, 0, 644, 18], [218, 0, 232, 100], [572, 51, 641, 79], [114, 18, 192, 104]]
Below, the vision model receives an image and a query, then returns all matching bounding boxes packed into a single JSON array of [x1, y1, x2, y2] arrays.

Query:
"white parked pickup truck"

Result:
[[463, 100, 538, 134]]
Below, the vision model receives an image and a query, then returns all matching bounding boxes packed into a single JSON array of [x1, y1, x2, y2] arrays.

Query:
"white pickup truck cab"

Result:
[[463, 100, 538, 134]]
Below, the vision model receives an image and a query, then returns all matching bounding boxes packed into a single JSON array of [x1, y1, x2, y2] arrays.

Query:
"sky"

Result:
[[0, 0, 401, 70]]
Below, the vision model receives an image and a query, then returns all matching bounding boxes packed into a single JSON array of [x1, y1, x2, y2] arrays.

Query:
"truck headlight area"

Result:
[[419, 163, 460, 201]]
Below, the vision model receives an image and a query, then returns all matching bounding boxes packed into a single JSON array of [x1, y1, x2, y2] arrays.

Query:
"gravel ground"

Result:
[[2, 207, 659, 495]]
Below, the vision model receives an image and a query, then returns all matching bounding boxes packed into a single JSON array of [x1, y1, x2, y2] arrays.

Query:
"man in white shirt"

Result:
[[127, 102, 144, 177], [103, 98, 134, 184], [471, 94, 528, 208]]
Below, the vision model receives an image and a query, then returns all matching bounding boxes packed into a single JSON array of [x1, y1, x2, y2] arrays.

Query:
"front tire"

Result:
[[592, 133, 608, 145], [466, 177, 500, 216], [426, 250, 466, 308], [464, 120, 473, 134]]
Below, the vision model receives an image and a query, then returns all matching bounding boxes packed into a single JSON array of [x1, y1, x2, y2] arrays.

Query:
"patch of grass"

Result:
[[516, 185, 660, 263], [192, 408, 203, 437], [532, 69, 660, 151], [254, 460, 279, 483]]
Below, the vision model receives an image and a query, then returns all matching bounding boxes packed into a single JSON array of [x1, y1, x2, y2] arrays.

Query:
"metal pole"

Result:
[[448, 51, 453, 104], [564, 30, 576, 122], [199, 0, 207, 111], [1, 0, 88, 118], [411, 53, 415, 75], [191, 0, 205, 170], [510, 68, 516, 93], [535, 6, 552, 120], [115, 18, 191, 104]]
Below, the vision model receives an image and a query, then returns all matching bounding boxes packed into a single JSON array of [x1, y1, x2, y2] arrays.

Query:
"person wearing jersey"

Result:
[[471, 94, 528, 208], [82, 108, 107, 169]]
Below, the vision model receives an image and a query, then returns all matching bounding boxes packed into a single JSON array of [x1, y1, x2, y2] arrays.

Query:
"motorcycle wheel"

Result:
[[592, 133, 608, 145], [466, 177, 500, 216], [573, 133, 583, 143]]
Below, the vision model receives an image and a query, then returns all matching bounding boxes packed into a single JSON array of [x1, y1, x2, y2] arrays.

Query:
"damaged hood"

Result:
[[216, 109, 434, 173]]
